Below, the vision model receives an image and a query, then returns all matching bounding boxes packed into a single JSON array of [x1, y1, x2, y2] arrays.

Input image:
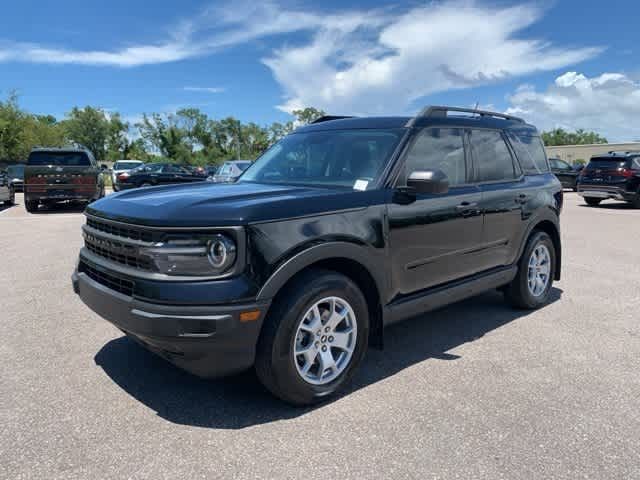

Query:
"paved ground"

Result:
[[1, 192, 639, 479]]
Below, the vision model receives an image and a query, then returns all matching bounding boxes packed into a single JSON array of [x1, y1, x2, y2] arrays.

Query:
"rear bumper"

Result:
[[25, 186, 95, 202], [72, 269, 270, 378], [577, 185, 635, 201]]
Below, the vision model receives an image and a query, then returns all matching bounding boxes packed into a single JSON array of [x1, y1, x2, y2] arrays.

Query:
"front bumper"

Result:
[[72, 268, 270, 378]]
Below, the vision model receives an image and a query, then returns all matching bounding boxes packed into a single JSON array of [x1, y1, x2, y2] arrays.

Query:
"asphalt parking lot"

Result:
[[1, 192, 639, 479]]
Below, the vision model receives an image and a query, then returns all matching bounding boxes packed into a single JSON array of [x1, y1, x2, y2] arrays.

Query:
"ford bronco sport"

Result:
[[24, 147, 105, 212], [72, 106, 563, 405]]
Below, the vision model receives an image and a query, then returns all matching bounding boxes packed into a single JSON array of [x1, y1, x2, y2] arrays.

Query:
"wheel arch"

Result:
[[256, 242, 386, 349]]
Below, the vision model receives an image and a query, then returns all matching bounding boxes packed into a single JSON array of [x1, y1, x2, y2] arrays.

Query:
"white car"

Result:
[[111, 160, 143, 191]]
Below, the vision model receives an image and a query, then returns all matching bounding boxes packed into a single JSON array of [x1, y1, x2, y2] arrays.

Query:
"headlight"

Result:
[[140, 234, 237, 276]]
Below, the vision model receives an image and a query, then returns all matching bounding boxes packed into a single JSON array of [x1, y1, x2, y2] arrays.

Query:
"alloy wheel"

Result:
[[293, 296, 358, 385], [527, 244, 551, 297]]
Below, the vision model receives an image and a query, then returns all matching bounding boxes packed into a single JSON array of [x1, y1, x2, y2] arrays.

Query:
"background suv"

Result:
[[549, 158, 581, 191], [577, 152, 640, 207], [6, 164, 25, 192], [73, 106, 562, 405]]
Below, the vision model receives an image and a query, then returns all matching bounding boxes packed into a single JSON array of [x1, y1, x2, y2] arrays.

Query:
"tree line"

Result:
[[0, 92, 325, 165], [2, 91, 609, 165]]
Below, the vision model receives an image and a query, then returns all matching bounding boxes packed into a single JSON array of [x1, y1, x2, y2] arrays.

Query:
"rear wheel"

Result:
[[25, 200, 38, 213], [584, 197, 602, 206], [504, 231, 556, 309], [630, 192, 640, 209], [255, 269, 369, 406]]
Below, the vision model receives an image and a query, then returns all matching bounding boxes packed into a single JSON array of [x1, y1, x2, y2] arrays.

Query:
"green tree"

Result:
[[292, 107, 326, 125], [62, 107, 129, 161], [542, 128, 608, 146]]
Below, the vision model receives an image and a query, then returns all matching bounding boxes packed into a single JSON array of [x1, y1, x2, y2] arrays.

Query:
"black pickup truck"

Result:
[[24, 148, 105, 212], [73, 106, 562, 405]]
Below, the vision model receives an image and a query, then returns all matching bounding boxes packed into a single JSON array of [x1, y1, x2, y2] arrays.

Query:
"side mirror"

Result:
[[406, 169, 449, 195]]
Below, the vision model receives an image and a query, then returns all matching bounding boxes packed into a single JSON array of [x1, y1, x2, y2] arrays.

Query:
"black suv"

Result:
[[549, 158, 581, 191], [577, 152, 640, 207], [72, 106, 563, 405]]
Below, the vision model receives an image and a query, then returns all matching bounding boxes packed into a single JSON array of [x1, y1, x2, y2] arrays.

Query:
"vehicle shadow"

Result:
[[94, 288, 563, 429]]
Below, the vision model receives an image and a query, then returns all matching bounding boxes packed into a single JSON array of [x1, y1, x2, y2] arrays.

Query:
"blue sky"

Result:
[[0, 1, 639, 140]]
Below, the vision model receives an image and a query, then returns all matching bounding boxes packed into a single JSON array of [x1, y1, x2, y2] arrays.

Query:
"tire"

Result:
[[113, 185, 119, 192], [25, 200, 38, 213], [4, 186, 14, 205], [504, 231, 556, 310], [255, 268, 369, 406], [630, 192, 640, 209], [584, 197, 601, 206]]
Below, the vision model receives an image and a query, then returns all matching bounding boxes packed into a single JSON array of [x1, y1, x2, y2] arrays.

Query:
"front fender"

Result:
[[256, 241, 386, 302]]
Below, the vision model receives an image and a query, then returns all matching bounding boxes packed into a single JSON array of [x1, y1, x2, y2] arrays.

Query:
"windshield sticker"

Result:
[[353, 179, 369, 191]]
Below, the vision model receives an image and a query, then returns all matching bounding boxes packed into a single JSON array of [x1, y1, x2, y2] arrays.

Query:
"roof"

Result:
[[592, 151, 640, 158], [296, 107, 537, 134], [30, 146, 91, 153]]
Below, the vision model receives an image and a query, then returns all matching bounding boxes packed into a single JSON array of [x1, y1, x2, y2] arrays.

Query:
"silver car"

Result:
[[111, 160, 144, 191], [208, 160, 252, 183]]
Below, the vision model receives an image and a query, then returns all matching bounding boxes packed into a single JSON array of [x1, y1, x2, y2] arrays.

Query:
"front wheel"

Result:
[[255, 269, 369, 405], [504, 231, 556, 309], [584, 197, 602, 206]]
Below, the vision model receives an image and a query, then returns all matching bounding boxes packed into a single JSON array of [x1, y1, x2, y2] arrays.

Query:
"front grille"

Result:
[[87, 217, 155, 243], [83, 216, 160, 271], [84, 238, 153, 270], [79, 261, 134, 297]]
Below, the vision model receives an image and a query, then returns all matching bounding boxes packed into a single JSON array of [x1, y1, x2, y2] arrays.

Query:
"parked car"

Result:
[[188, 165, 208, 177], [0, 170, 14, 205], [6, 164, 25, 192], [208, 160, 252, 183], [549, 158, 581, 191], [577, 152, 640, 207], [23, 148, 105, 212], [115, 163, 207, 190], [111, 160, 143, 191], [72, 106, 562, 405]]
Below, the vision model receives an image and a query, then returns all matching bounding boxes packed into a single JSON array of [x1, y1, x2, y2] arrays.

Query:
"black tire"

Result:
[[25, 200, 38, 213], [504, 231, 556, 310], [255, 268, 369, 406], [630, 192, 640, 209], [113, 184, 119, 192], [584, 197, 602, 206], [5, 186, 15, 205]]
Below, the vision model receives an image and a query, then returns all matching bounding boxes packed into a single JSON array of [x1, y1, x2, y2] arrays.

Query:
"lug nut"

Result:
[[328, 336, 334, 343], [325, 327, 330, 333], [321, 345, 328, 352]]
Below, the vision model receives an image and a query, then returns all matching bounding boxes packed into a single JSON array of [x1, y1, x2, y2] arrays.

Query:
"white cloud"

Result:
[[183, 86, 225, 93], [506, 72, 640, 142], [0, 1, 601, 116]]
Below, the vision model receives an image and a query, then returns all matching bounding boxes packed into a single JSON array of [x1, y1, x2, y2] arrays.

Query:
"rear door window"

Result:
[[28, 152, 91, 166], [469, 130, 519, 182], [507, 133, 549, 174]]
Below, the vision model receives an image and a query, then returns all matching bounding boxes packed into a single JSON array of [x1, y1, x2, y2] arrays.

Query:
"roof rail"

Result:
[[407, 105, 525, 127], [310, 115, 355, 124]]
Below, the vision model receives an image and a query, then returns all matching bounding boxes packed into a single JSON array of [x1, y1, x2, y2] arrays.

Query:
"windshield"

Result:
[[114, 161, 141, 170], [28, 151, 91, 166], [236, 161, 251, 171], [240, 129, 405, 189]]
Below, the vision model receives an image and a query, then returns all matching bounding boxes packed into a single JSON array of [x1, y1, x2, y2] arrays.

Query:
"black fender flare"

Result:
[[256, 241, 386, 302]]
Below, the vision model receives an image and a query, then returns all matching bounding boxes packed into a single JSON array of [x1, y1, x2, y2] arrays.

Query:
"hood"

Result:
[[87, 181, 377, 227]]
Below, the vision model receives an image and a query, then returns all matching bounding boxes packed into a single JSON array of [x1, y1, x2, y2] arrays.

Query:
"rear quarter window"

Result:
[[507, 133, 549, 174]]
